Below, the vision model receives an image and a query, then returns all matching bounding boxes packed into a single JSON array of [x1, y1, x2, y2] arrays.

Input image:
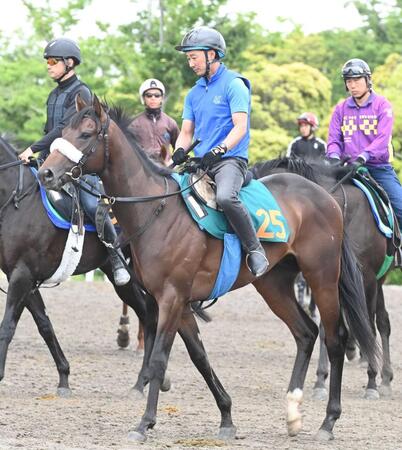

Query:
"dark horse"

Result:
[[0, 135, 163, 396], [252, 156, 394, 399], [39, 95, 380, 443]]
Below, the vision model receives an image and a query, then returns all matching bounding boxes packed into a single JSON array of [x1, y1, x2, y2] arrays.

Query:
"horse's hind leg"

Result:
[[25, 290, 71, 396], [117, 302, 130, 349], [0, 267, 33, 381], [177, 304, 236, 440], [362, 277, 380, 399], [253, 265, 318, 437], [376, 284, 393, 397], [312, 322, 329, 400]]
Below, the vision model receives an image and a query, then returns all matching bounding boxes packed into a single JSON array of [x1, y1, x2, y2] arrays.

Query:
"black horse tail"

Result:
[[191, 301, 212, 323], [339, 233, 381, 370]]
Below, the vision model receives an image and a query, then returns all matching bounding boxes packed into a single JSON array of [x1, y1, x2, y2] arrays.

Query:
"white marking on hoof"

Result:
[[379, 384, 392, 398], [128, 430, 147, 442], [315, 429, 334, 441], [312, 387, 328, 401], [286, 388, 303, 436]]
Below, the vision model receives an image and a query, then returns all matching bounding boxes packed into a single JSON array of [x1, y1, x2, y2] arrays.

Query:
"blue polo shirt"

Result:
[[183, 64, 251, 160]]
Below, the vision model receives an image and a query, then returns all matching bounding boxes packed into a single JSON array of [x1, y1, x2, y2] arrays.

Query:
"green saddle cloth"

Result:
[[171, 173, 290, 242]]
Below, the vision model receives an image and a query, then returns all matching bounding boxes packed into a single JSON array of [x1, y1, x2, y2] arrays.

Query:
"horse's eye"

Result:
[[80, 132, 92, 139]]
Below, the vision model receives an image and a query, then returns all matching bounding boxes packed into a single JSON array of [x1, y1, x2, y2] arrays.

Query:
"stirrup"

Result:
[[246, 250, 269, 277]]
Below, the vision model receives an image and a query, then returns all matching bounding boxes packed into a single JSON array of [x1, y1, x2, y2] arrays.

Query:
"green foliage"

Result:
[[1, 0, 402, 161], [385, 268, 402, 285]]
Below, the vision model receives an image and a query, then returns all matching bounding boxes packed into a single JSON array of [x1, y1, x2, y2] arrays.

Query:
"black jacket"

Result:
[[286, 136, 326, 160], [31, 74, 92, 158]]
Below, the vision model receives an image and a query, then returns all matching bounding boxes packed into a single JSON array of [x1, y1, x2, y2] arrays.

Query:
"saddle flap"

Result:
[[189, 171, 222, 211]]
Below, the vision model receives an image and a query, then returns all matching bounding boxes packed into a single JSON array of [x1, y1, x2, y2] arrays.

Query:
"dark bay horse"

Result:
[[0, 135, 157, 396], [252, 157, 394, 399], [38, 96, 380, 443]]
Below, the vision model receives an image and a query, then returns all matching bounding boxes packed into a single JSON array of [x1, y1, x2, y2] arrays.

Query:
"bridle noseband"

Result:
[[51, 111, 111, 181]]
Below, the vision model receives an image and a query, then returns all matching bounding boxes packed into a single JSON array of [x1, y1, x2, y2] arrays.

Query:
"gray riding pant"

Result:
[[208, 157, 260, 253]]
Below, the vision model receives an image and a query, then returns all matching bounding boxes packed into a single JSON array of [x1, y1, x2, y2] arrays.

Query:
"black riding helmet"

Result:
[[341, 58, 372, 90], [175, 26, 226, 78], [175, 26, 226, 59], [44, 38, 81, 65]]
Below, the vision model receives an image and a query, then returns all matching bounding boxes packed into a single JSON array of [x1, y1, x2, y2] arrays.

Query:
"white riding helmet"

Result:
[[139, 78, 165, 104]]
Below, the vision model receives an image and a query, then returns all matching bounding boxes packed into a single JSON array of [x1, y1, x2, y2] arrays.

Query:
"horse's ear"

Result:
[[93, 94, 107, 122], [75, 93, 88, 111]]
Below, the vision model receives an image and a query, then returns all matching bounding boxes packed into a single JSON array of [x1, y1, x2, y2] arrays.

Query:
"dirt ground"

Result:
[[0, 280, 401, 450]]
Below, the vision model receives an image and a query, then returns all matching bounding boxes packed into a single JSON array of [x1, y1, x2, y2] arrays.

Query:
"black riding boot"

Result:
[[102, 216, 130, 286], [79, 175, 130, 286], [211, 159, 269, 278], [106, 246, 131, 286], [245, 244, 269, 277]]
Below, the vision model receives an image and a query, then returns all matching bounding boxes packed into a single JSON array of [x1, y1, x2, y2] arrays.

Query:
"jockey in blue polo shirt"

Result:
[[172, 26, 268, 277]]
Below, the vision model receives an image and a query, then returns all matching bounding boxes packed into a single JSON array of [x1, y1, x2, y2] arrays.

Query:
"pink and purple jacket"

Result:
[[327, 92, 394, 166]]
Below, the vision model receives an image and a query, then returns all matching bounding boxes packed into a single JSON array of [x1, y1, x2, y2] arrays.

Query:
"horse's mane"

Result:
[[0, 134, 21, 159], [252, 156, 354, 185], [72, 104, 173, 177], [251, 156, 318, 183]]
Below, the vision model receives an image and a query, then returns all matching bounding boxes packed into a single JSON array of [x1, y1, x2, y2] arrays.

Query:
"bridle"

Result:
[[51, 111, 111, 181], [0, 139, 37, 211]]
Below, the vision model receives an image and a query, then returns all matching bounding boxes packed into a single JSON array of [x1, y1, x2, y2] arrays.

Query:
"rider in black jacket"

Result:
[[19, 38, 130, 285], [287, 112, 326, 161]]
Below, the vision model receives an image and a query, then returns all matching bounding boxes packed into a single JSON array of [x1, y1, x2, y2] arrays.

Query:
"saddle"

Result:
[[353, 168, 402, 271], [189, 169, 253, 211]]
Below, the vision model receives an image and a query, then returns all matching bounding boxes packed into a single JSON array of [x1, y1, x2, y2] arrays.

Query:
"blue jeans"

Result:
[[367, 164, 402, 230]]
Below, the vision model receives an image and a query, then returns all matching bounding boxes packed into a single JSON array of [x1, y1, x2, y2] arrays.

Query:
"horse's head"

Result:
[[38, 94, 109, 190]]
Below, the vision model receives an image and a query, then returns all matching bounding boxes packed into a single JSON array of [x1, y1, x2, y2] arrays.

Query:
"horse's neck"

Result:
[[101, 131, 170, 232]]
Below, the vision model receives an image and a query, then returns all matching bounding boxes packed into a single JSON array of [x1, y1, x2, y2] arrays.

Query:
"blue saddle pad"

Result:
[[171, 173, 290, 242], [352, 178, 393, 238], [31, 168, 96, 232], [171, 172, 289, 300]]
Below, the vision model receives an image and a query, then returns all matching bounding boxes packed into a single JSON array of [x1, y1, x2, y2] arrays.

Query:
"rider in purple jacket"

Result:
[[327, 58, 402, 230]]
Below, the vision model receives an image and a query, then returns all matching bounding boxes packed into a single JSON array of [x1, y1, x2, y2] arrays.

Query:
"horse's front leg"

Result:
[[128, 292, 184, 443], [0, 266, 33, 380], [177, 304, 236, 440], [25, 290, 71, 396]]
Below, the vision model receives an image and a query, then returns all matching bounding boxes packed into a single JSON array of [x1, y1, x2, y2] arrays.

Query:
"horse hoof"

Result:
[[57, 387, 72, 398], [315, 429, 334, 441], [312, 387, 327, 401], [129, 387, 145, 401], [160, 375, 171, 392], [127, 430, 147, 443], [364, 388, 380, 400], [135, 349, 145, 358], [217, 425, 237, 440], [345, 349, 357, 361], [379, 384, 392, 398], [117, 331, 130, 349], [287, 418, 302, 437]]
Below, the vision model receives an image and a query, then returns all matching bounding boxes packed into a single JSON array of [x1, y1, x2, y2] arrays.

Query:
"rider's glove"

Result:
[[348, 156, 366, 174], [326, 156, 341, 166], [200, 144, 227, 170], [172, 147, 188, 166]]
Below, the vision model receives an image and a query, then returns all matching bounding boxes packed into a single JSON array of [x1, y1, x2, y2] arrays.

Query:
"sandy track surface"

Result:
[[0, 281, 401, 450]]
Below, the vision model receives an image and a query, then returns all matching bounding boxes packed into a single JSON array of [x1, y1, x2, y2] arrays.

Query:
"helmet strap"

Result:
[[203, 49, 220, 79], [55, 58, 74, 83]]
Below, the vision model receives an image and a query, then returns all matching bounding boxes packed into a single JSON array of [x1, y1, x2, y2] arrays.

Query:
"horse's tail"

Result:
[[339, 233, 381, 370], [191, 301, 212, 323]]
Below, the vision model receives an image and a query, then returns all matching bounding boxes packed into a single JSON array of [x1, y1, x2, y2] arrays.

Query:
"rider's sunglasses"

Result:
[[46, 57, 63, 66], [144, 93, 162, 98]]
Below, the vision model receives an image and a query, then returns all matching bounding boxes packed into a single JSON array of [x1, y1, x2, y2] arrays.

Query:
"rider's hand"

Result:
[[348, 156, 366, 174], [172, 147, 188, 166], [19, 147, 34, 163], [326, 156, 341, 166], [200, 144, 227, 170]]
